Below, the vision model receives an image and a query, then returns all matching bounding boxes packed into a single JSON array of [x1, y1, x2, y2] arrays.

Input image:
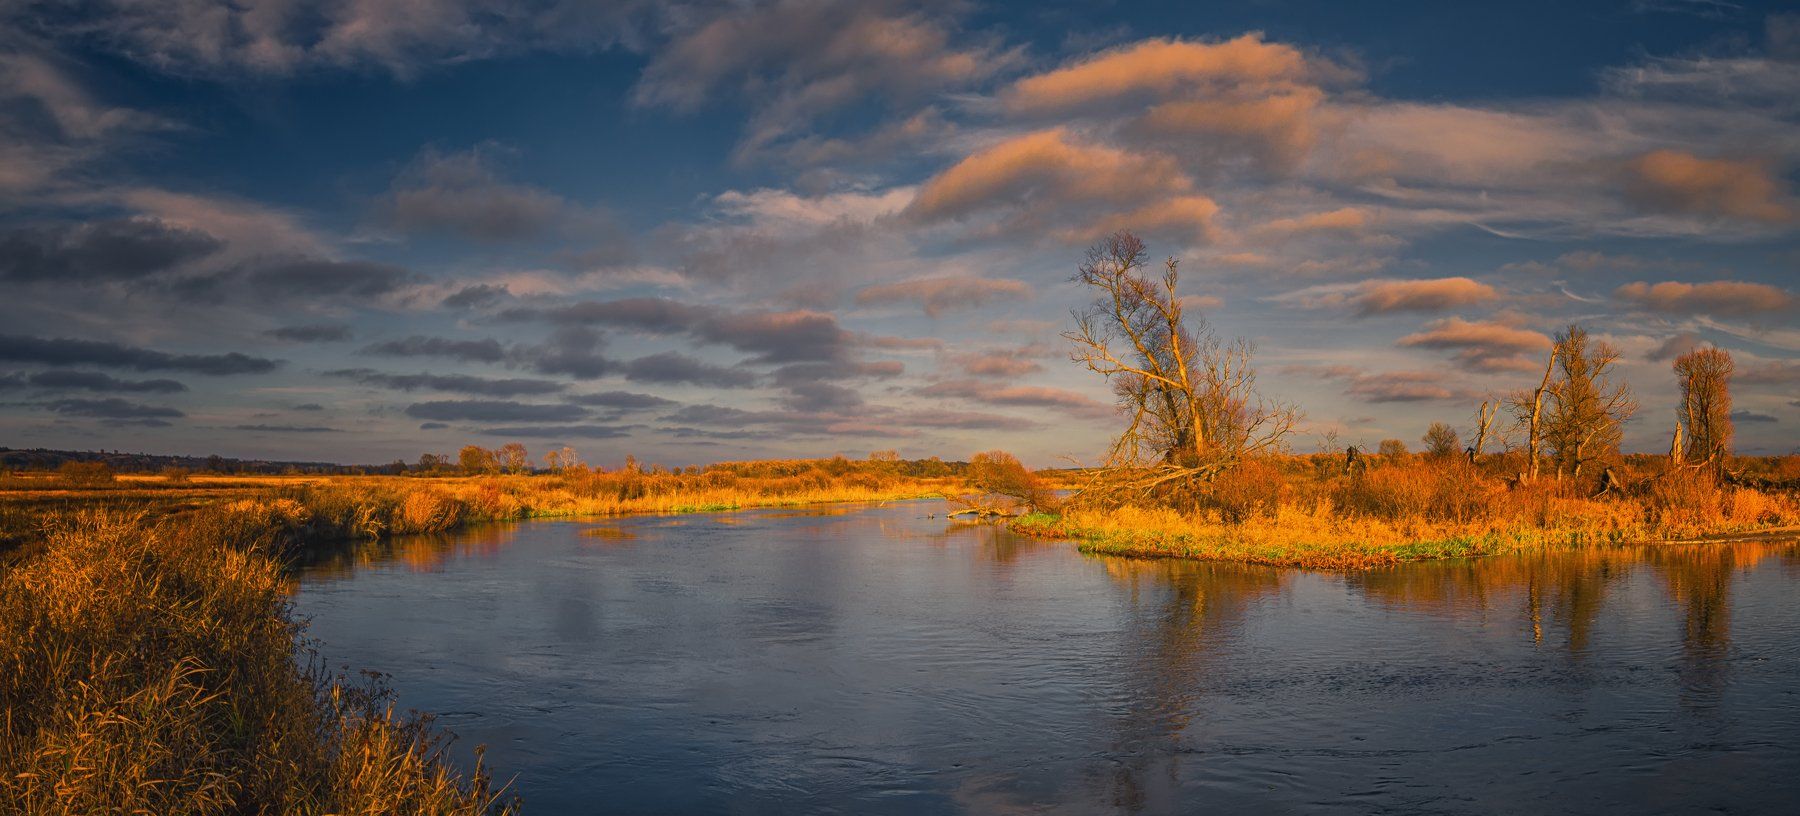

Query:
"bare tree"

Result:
[[1507, 345, 1560, 482], [1544, 325, 1637, 480], [1469, 399, 1496, 462], [543, 445, 583, 473], [1422, 422, 1460, 459], [1672, 347, 1734, 473], [1065, 231, 1299, 503], [497, 442, 530, 474]]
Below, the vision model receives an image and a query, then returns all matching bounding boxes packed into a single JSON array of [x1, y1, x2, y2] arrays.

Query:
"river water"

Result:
[[290, 501, 1800, 814]]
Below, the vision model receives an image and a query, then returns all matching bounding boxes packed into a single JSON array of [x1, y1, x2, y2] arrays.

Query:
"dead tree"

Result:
[[1065, 231, 1299, 505], [1506, 345, 1560, 483], [1469, 399, 1496, 464], [1673, 347, 1734, 475]]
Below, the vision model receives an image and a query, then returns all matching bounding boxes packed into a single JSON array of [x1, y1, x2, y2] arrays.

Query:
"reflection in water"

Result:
[[290, 504, 1800, 815]]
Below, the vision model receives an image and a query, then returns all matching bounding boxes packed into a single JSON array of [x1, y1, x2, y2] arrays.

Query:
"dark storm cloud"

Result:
[[622, 352, 758, 388], [27, 370, 187, 393], [516, 327, 614, 378], [0, 219, 222, 283], [293, 403, 325, 411], [47, 397, 184, 419], [0, 334, 281, 375], [362, 335, 508, 363], [442, 283, 511, 309], [562, 390, 677, 410], [1730, 409, 1779, 423], [231, 424, 341, 432], [476, 424, 635, 439], [503, 297, 714, 332], [265, 324, 353, 343], [419, 421, 450, 430], [0, 373, 24, 389], [325, 368, 566, 397], [781, 381, 863, 412], [403, 399, 588, 422]]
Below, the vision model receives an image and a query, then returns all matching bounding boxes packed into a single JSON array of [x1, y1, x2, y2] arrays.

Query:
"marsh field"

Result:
[[2, 451, 1798, 814]]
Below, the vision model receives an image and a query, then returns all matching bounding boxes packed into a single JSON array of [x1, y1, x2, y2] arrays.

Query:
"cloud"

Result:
[[1003, 34, 1319, 113], [1730, 409, 1778, 423], [403, 400, 587, 423], [917, 379, 1114, 419], [1277, 277, 1499, 316], [0, 334, 280, 375], [1397, 317, 1553, 372], [622, 352, 758, 388], [1614, 280, 1793, 316], [507, 298, 858, 364], [905, 129, 1190, 224], [1077, 196, 1220, 243], [231, 424, 340, 433], [1739, 360, 1800, 385], [515, 327, 613, 378], [380, 146, 569, 242], [634, 0, 1009, 157], [1355, 278, 1498, 316], [855, 275, 1034, 317], [1258, 207, 1372, 235], [47, 397, 183, 419], [563, 391, 677, 410], [1343, 371, 1476, 403], [1293, 364, 1479, 403], [1648, 331, 1706, 361], [362, 335, 507, 364], [9, 0, 651, 78], [231, 257, 418, 299], [1624, 150, 1794, 224], [325, 369, 567, 397], [950, 349, 1045, 378], [25, 370, 186, 393], [477, 424, 634, 439], [264, 324, 352, 343], [0, 218, 222, 283], [441, 283, 511, 310]]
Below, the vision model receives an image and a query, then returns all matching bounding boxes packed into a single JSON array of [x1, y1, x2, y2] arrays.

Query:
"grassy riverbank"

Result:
[[1016, 456, 1800, 570], [0, 457, 955, 812]]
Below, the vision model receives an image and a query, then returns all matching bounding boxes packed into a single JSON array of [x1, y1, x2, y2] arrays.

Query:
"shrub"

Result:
[[57, 460, 116, 487], [1208, 458, 1286, 523]]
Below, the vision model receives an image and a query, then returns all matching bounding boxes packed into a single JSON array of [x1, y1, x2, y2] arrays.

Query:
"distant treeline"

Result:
[[0, 447, 352, 475]]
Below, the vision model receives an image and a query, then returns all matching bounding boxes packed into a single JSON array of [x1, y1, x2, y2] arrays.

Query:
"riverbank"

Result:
[[0, 459, 956, 812], [1012, 463, 1800, 570]]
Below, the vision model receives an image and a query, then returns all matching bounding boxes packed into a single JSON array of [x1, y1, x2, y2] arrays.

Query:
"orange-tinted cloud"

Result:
[[856, 275, 1034, 317], [1070, 195, 1219, 243], [1624, 150, 1794, 224], [906, 129, 1188, 221], [1355, 278, 1497, 315], [1614, 280, 1794, 315], [1397, 317, 1552, 372], [1258, 206, 1371, 235], [1137, 88, 1324, 171], [918, 378, 1114, 419], [1003, 34, 1314, 113]]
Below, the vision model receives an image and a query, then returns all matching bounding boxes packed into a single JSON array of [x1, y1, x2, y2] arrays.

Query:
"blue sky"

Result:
[[1, 0, 1796, 466]]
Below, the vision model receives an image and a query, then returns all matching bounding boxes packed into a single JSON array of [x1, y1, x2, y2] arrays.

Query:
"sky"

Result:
[[0, 0, 1796, 467]]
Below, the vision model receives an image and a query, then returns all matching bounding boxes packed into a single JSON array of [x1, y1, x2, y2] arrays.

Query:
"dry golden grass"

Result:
[[1015, 456, 1800, 570], [0, 509, 515, 815]]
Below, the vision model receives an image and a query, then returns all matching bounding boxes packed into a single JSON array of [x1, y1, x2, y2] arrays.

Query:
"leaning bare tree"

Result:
[[1672, 346, 1734, 475], [1064, 231, 1300, 505]]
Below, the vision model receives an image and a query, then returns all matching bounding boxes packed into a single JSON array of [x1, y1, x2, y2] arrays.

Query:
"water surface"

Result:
[[291, 501, 1800, 814]]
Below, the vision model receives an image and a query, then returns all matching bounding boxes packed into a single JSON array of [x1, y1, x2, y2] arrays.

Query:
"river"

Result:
[[290, 500, 1800, 814]]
